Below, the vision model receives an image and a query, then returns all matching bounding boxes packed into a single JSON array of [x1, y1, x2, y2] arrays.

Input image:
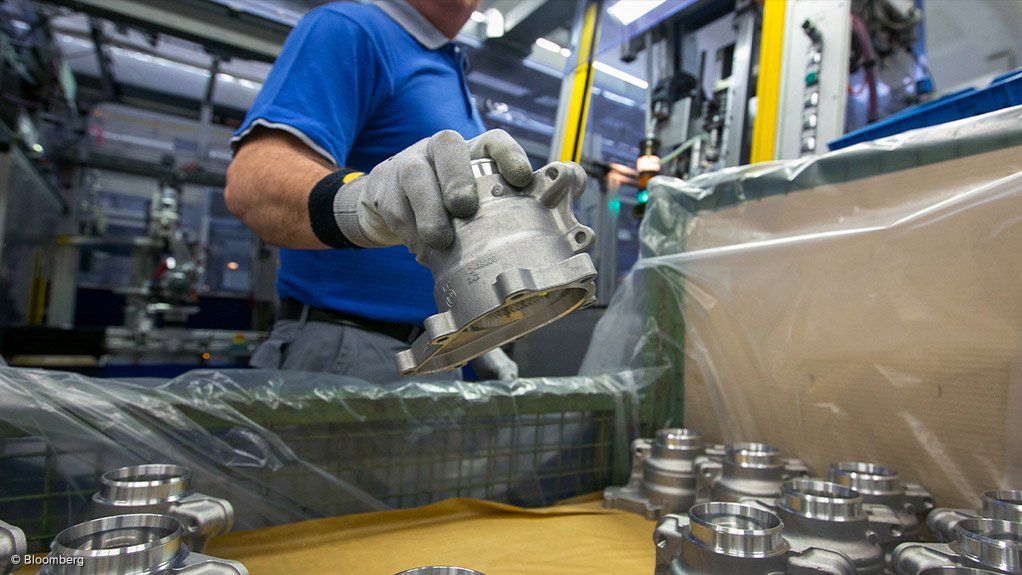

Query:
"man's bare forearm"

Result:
[[225, 127, 337, 249]]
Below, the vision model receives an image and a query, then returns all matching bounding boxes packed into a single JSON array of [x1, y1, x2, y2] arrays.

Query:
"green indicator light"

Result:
[[805, 71, 819, 85], [637, 189, 649, 204], [608, 197, 621, 213]]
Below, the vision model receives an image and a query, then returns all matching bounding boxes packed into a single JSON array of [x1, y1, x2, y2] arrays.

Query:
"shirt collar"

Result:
[[372, 0, 451, 50]]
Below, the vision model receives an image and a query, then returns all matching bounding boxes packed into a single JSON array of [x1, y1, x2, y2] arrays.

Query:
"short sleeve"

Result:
[[231, 6, 392, 165]]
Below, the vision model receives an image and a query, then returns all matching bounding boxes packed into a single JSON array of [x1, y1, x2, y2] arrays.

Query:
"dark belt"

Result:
[[277, 298, 422, 343]]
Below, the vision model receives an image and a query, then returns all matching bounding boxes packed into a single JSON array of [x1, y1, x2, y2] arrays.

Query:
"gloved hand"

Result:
[[471, 347, 519, 381], [332, 129, 533, 253]]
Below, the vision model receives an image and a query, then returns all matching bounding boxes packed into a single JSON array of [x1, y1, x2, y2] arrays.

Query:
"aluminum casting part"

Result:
[[98, 464, 193, 505], [395, 158, 597, 375], [930, 492, 1022, 543], [394, 568, 486, 575], [604, 428, 705, 519], [919, 569, 1005, 575], [984, 492, 1022, 523], [829, 461, 935, 515], [829, 462, 931, 548], [728, 443, 781, 468], [951, 519, 1022, 573], [703, 443, 810, 502], [1, 519, 26, 575], [751, 479, 887, 574], [830, 462, 900, 496], [779, 479, 865, 521], [654, 507, 857, 574], [688, 502, 787, 557], [92, 464, 234, 552], [43, 514, 247, 574], [891, 519, 1022, 574]]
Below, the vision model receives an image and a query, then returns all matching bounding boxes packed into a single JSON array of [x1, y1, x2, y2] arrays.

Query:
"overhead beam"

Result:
[[43, 0, 289, 62], [54, 147, 227, 187]]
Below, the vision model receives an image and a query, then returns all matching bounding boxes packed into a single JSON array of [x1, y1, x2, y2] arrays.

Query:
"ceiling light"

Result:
[[534, 37, 564, 54], [607, 0, 668, 26], [593, 61, 648, 89], [484, 8, 504, 38], [471, 11, 486, 23]]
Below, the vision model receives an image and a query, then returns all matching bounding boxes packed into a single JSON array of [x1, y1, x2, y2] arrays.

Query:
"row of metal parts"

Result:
[[603, 428, 1022, 574], [1, 463, 242, 574], [0, 463, 479, 575]]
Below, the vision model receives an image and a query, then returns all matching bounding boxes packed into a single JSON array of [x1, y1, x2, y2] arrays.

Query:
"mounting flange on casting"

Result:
[[40, 514, 247, 574], [829, 462, 935, 552], [92, 464, 233, 552], [742, 478, 896, 574], [1, 519, 26, 575], [604, 428, 704, 519], [395, 158, 597, 375], [891, 518, 1022, 574], [928, 491, 1022, 543], [697, 442, 810, 502], [653, 502, 859, 574]]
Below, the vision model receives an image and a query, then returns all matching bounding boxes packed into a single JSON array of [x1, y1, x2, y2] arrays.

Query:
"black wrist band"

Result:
[[308, 168, 361, 249]]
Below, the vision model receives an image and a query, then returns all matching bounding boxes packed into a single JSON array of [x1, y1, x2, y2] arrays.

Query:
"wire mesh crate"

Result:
[[0, 369, 651, 552]]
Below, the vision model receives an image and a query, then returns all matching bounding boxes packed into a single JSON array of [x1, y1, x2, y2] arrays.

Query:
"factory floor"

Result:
[[206, 495, 654, 574]]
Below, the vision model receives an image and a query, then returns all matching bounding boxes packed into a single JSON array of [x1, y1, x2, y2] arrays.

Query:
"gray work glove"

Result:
[[471, 348, 519, 381], [334, 129, 532, 254]]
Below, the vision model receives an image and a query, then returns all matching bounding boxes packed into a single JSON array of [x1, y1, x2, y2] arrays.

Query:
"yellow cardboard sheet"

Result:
[[206, 497, 654, 574]]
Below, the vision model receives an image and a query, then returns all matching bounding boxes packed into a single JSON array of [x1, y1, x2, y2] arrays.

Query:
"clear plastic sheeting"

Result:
[[582, 106, 1022, 509], [0, 367, 645, 548]]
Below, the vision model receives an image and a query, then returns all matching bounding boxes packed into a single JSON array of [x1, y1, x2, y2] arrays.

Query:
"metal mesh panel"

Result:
[[0, 409, 616, 551]]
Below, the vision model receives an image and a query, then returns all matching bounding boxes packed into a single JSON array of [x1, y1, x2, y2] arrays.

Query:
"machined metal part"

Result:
[[395, 158, 597, 375], [929, 491, 1022, 543], [829, 462, 935, 551], [742, 478, 891, 574], [918, 569, 1004, 575], [41, 514, 247, 574], [697, 442, 810, 502], [394, 568, 487, 575], [92, 464, 233, 552], [604, 428, 704, 520], [1, 519, 26, 575], [891, 518, 1022, 574], [654, 502, 858, 574]]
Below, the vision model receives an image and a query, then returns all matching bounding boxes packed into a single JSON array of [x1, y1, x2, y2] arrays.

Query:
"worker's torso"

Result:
[[278, 4, 485, 324]]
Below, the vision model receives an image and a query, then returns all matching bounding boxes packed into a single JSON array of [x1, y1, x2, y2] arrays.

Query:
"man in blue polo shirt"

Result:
[[226, 0, 529, 382]]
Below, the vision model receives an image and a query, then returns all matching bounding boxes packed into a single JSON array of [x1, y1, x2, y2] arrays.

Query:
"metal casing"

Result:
[[655, 502, 858, 575], [929, 491, 1022, 543], [92, 464, 233, 553], [41, 514, 246, 574], [604, 428, 704, 519], [699, 442, 809, 502], [1, 520, 26, 575], [396, 159, 596, 375], [892, 518, 1022, 574], [829, 462, 935, 552]]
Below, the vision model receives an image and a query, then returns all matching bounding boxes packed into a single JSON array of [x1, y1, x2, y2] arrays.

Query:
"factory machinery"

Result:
[[599, 428, 1022, 575]]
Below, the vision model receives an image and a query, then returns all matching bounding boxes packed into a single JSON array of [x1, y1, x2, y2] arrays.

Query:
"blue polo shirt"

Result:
[[232, 1, 485, 324]]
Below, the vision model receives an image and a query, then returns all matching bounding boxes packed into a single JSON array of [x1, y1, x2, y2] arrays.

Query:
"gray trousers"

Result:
[[250, 314, 457, 383]]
